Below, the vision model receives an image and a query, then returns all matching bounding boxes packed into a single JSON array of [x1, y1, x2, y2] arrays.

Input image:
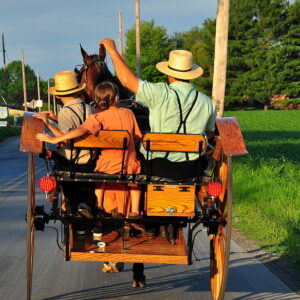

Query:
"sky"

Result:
[[1, 0, 217, 80]]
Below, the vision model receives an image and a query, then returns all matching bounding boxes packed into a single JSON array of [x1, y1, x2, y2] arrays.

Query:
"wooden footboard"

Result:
[[69, 228, 188, 265]]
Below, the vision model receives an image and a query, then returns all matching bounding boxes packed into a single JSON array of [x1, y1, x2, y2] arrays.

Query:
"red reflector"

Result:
[[207, 182, 222, 198], [38, 176, 56, 193]]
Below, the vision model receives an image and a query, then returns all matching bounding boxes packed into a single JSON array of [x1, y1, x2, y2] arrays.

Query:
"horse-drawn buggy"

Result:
[[20, 44, 247, 300], [21, 115, 247, 300]]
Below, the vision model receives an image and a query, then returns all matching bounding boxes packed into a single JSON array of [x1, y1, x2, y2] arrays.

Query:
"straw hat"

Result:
[[48, 70, 86, 96], [156, 50, 203, 80]]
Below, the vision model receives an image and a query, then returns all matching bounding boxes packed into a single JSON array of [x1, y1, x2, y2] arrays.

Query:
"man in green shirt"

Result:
[[99, 38, 216, 179]]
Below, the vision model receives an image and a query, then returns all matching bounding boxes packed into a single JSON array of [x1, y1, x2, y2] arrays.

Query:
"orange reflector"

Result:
[[207, 182, 222, 198], [38, 176, 56, 193]]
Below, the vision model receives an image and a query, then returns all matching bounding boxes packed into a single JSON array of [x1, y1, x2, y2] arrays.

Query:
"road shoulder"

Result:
[[232, 227, 300, 294]]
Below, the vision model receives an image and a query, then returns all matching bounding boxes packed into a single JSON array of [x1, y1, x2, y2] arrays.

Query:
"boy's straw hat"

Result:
[[48, 70, 86, 96], [156, 50, 203, 80]]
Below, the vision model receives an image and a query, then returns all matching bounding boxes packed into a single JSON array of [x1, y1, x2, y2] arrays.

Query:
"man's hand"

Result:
[[98, 38, 117, 54], [42, 110, 58, 122], [98, 37, 139, 94], [36, 133, 58, 144], [33, 112, 49, 125]]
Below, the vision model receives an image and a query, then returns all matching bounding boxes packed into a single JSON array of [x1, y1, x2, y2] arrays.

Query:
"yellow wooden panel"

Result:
[[142, 133, 206, 152], [74, 130, 130, 149], [70, 252, 188, 264], [146, 184, 195, 217]]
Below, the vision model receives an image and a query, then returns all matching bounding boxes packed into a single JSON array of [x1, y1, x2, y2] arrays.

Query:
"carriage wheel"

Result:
[[26, 153, 35, 300], [210, 155, 232, 300]]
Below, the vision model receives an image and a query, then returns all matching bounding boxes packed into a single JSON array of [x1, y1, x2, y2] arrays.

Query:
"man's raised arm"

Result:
[[99, 38, 139, 94]]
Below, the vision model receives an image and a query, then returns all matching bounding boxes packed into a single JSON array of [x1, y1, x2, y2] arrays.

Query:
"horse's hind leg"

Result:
[[132, 263, 145, 287]]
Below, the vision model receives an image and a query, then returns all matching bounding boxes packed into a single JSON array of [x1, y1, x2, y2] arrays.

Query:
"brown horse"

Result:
[[76, 45, 149, 132], [77, 44, 130, 102]]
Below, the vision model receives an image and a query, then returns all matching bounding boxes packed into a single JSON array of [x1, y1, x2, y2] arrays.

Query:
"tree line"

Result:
[[124, 0, 299, 109], [1, 0, 299, 110], [0, 61, 50, 109]]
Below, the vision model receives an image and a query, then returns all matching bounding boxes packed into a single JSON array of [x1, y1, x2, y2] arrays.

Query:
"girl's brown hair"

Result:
[[94, 82, 120, 110]]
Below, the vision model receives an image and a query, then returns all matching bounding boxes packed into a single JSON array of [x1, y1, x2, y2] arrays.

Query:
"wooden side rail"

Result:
[[142, 133, 207, 153], [74, 130, 130, 149], [20, 112, 44, 154], [216, 117, 248, 156]]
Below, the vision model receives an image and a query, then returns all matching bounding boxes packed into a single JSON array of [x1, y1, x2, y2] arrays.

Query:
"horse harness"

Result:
[[165, 88, 199, 161], [80, 56, 106, 87]]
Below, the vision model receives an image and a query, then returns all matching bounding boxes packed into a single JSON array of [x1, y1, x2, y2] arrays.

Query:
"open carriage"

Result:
[[20, 112, 247, 300]]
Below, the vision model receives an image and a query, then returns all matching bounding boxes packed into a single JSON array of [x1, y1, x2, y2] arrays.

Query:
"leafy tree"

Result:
[[247, 0, 290, 107], [122, 3, 299, 109], [0, 61, 48, 109], [274, 0, 300, 99], [182, 20, 216, 96], [226, 0, 258, 106], [226, 0, 298, 108], [124, 20, 176, 82], [169, 32, 185, 49]]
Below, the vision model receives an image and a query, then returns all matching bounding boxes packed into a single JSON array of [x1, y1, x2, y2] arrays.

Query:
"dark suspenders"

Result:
[[65, 102, 87, 162], [65, 102, 86, 128], [165, 88, 199, 160]]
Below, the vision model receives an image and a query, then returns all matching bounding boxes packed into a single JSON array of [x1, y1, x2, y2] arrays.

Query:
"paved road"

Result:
[[0, 136, 299, 300]]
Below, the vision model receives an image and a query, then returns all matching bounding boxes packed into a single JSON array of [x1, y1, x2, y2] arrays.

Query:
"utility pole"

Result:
[[2, 33, 6, 71], [2, 33, 8, 101], [135, 0, 141, 78], [53, 94, 56, 116], [48, 78, 50, 110], [21, 49, 28, 112], [118, 11, 124, 58], [37, 71, 41, 112], [212, 0, 230, 118]]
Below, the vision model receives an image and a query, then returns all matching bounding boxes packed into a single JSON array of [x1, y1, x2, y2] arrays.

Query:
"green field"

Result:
[[225, 110, 300, 270]]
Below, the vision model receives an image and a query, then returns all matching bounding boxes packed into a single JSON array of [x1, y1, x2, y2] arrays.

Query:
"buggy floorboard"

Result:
[[69, 227, 188, 264]]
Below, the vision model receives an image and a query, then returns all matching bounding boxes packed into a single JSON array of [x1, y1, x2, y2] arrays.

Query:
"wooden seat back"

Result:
[[142, 133, 207, 153], [73, 130, 130, 149], [142, 133, 206, 218]]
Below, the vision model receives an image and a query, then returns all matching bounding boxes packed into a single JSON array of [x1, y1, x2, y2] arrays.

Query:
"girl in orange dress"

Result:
[[37, 82, 142, 218]]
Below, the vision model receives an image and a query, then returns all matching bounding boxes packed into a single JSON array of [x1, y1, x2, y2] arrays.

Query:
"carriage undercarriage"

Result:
[[34, 172, 224, 265], [21, 113, 247, 300]]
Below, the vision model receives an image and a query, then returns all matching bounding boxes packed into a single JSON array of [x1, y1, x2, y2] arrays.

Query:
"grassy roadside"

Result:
[[0, 115, 22, 142], [225, 110, 300, 271], [0, 126, 21, 142]]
